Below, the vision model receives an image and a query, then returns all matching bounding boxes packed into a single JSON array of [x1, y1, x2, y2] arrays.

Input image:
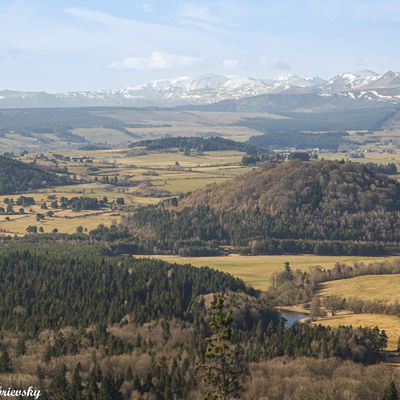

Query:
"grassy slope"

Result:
[[318, 274, 400, 303]]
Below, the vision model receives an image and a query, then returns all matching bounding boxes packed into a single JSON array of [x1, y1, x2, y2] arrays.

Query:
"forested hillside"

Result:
[[180, 160, 400, 214], [0, 243, 248, 333], [0, 155, 74, 194], [125, 160, 400, 254]]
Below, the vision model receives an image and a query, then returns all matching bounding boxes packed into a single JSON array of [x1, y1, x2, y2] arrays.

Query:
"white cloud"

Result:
[[109, 51, 200, 70], [222, 58, 238, 69], [142, 4, 154, 13]]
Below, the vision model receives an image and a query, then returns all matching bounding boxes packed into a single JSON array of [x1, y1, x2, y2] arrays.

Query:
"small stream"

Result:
[[279, 310, 308, 327]]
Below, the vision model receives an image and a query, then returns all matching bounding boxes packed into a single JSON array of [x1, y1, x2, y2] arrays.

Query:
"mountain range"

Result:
[[1, 70, 400, 108]]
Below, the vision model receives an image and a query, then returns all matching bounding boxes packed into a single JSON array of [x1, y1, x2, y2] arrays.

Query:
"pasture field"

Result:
[[145, 254, 397, 290], [318, 274, 400, 303], [0, 210, 120, 235], [314, 313, 400, 350], [1, 148, 250, 235], [16, 149, 251, 198]]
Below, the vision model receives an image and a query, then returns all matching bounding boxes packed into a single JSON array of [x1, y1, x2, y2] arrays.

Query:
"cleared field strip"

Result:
[[318, 274, 400, 303]]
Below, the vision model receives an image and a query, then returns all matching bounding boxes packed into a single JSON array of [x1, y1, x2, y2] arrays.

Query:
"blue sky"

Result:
[[0, 0, 399, 91]]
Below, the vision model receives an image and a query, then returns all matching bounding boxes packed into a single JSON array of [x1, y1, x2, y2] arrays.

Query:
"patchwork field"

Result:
[[146, 254, 397, 290], [315, 313, 400, 350], [0, 148, 252, 235], [318, 274, 400, 303]]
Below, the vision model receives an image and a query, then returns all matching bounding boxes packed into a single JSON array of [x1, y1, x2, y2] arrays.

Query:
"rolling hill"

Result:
[[127, 160, 400, 254], [180, 160, 400, 215]]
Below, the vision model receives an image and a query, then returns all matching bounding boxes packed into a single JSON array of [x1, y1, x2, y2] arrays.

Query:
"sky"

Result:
[[0, 0, 399, 92]]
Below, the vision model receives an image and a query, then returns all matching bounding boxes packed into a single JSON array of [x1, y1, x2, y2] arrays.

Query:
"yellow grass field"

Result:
[[0, 209, 120, 235], [146, 254, 397, 290], [314, 313, 400, 350], [318, 274, 400, 303]]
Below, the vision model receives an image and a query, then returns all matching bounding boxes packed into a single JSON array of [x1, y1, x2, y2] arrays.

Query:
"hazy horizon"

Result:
[[1, 0, 399, 92]]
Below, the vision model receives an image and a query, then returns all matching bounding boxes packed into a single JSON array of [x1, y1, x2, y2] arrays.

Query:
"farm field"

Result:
[[17, 149, 250, 192], [146, 254, 397, 290], [318, 274, 400, 303], [1, 148, 251, 235], [314, 313, 400, 350]]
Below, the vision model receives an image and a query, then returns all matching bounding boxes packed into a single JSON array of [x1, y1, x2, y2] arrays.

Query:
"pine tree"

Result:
[[197, 294, 244, 400], [382, 381, 399, 400], [99, 372, 123, 400], [50, 364, 69, 399], [37, 366, 46, 382], [16, 337, 26, 356], [70, 363, 83, 400], [125, 365, 133, 382], [0, 347, 13, 373], [132, 374, 142, 392]]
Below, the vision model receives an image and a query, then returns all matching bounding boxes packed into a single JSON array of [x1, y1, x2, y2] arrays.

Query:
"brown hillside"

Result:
[[180, 160, 400, 215]]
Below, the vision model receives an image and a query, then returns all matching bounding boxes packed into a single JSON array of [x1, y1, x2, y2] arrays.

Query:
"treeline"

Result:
[[336, 297, 400, 318], [56, 196, 109, 211], [124, 205, 400, 256], [240, 238, 388, 256], [249, 130, 348, 151], [365, 162, 398, 175], [0, 155, 75, 194], [129, 136, 258, 154]]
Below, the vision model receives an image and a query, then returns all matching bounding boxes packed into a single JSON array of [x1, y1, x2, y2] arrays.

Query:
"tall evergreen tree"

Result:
[[99, 372, 123, 400], [50, 364, 69, 399], [16, 336, 26, 356], [0, 346, 13, 373], [198, 294, 244, 400], [382, 381, 399, 400], [70, 363, 83, 400]]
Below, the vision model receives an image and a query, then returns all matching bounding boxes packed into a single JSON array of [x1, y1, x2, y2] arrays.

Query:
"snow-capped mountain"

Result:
[[55, 74, 276, 106], [1, 70, 400, 108], [270, 73, 326, 91], [54, 73, 327, 107], [323, 70, 380, 93]]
